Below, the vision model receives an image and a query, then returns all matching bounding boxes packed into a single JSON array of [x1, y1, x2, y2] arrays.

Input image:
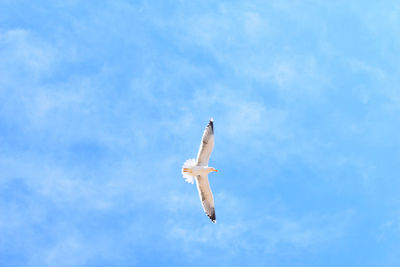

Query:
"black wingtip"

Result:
[[208, 118, 214, 133], [208, 212, 216, 223]]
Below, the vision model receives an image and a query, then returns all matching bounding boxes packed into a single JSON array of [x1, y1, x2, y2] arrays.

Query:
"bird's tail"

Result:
[[181, 158, 196, 184]]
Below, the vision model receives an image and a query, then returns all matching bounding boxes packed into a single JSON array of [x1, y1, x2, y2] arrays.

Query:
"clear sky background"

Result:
[[1, 1, 400, 266]]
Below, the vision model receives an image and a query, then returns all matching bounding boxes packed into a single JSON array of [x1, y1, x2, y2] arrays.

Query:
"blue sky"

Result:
[[1, 0, 400, 266]]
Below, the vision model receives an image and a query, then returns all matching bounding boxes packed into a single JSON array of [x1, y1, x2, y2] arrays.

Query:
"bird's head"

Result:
[[209, 167, 218, 173]]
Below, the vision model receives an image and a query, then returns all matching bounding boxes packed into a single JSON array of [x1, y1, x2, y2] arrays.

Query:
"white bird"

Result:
[[182, 118, 218, 223]]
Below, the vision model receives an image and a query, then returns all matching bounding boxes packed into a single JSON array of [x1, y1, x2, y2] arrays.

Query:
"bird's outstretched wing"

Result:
[[196, 118, 214, 166], [195, 175, 216, 223]]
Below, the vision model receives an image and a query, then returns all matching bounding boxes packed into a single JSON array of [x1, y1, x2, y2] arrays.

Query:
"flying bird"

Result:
[[182, 118, 218, 223]]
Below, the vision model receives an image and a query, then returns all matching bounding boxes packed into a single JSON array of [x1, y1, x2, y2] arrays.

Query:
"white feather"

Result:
[[181, 158, 196, 184]]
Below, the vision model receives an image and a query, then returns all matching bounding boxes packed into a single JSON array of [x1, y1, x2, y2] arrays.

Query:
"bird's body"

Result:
[[181, 118, 218, 223], [182, 166, 217, 176]]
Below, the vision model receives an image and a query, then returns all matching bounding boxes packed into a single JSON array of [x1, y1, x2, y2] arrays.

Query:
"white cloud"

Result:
[[167, 203, 353, 257], [44, 235, 93, 267], [0, 29, 56, 80]]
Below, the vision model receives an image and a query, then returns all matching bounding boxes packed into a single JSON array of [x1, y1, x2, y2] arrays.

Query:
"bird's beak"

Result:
[[214, 169, 218, 172]]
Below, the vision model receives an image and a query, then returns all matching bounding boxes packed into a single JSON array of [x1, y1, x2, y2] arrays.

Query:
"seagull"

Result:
[[181, 118, 218, 223]]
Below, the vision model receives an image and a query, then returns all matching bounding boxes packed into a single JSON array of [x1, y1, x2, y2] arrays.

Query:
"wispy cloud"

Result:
[[2, 0, 400, 266], [168, 198, 353, 260]]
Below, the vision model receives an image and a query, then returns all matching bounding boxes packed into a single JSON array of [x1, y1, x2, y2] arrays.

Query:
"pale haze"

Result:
[[1, 1, 400, 266]]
